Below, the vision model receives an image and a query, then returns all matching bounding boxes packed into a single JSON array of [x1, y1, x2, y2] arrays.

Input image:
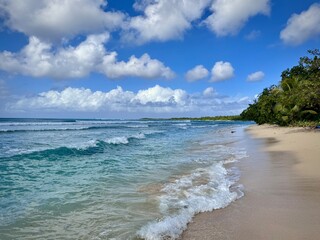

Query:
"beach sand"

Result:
[[181, 124, 320, 240]]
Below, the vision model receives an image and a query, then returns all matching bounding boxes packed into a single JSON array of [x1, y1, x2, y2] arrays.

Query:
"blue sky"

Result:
[[0, 0, 319, 119]]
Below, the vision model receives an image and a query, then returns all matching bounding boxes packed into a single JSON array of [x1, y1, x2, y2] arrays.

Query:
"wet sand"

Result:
[[181, 124, 320, 240]]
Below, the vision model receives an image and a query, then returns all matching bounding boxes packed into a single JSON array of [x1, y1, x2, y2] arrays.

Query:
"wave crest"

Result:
[[105, 136, 129, 145], [137, 161, 244, 240]]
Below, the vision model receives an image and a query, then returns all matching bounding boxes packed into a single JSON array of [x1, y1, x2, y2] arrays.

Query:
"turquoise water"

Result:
[[0, 119, 249, 239]]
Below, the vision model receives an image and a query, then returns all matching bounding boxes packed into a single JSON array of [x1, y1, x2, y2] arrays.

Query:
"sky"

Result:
[[0, 0, 319, 119]]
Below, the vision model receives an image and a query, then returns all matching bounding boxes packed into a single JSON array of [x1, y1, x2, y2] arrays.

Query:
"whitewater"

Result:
[[0, 118, 249, 239]]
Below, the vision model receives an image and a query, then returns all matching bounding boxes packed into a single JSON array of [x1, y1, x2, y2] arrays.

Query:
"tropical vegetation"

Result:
[[170, 116, 242, 121], [240, 49, 320, 127]]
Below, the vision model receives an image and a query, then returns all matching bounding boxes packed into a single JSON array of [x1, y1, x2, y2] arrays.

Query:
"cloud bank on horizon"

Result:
[[11, 85, 186, 112], [0, 0, 319, 118], [8, 85, 250, 117]]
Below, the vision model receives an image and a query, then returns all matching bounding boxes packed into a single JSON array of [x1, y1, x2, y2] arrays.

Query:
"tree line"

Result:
[[170, 116, 242, 121], [240, 49, 320, 127]]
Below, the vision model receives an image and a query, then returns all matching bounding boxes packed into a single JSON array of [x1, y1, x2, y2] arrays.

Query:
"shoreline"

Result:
[[181, 124, 320, 240]]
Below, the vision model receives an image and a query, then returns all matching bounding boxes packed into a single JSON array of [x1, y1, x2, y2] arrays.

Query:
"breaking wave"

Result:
[[2, 133, 149, 159], [137, 150, 246, 240]]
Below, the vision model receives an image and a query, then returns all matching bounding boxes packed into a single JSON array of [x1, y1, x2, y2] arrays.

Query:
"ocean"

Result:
[[0, 118, 249, 239]]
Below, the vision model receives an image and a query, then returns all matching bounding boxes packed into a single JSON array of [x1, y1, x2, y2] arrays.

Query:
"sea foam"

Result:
[[105, 136, 129, 145], [105, 133, 146, 145], [137, 158, 244, 240]]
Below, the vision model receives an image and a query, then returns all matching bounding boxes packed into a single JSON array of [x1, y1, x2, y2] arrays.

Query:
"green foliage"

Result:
[[170, 115, 243, 121], [241, 49, 320, 126], [240, 85, 280, 124]]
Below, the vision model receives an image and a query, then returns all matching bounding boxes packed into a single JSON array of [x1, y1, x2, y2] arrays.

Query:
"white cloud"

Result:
[[134, 85, 187, 105], [203, 87, 216, 97], [185, 65, 209, 82], [280, 3, 320, 45], [205, 0, 270, 36], [99, 53, 175, 79], [0, 0, 272, 44], [123, 0, 211, 43], [12, 86, 134, 112], [0, 0, 125, 42], [10, 85, 189, 113], [0, 33, 174, 80], [247, 71, 265, 82], [0, 34, 109, 78], [8, 85, 250, 116], [211, 61, 235, 82]]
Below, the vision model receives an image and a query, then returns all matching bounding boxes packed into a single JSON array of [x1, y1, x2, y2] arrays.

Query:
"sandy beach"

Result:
[[182, 124, 320, 240]]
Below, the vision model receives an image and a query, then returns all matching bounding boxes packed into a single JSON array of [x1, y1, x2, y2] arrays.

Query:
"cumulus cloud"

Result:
[[126, 0, 270, 42], [0, 0, 273, 44], [247, 71, 265, 82], [211, 61, 235, 82], [12, 86, 131, 112], [185, 65, 209, 82], [0, 34, 108, 78], [0, 0, 125, 42], [280, 3, 320, 45], [10, 85, 188, 113], [0, 33, 174, 79], [203, 87, 216, 97], [123, 0, 211, 43], [99, 53, 175, 79], [8, 85, 250, 115], [134, 85, 187, 105], [205, 0, 270, 36]]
